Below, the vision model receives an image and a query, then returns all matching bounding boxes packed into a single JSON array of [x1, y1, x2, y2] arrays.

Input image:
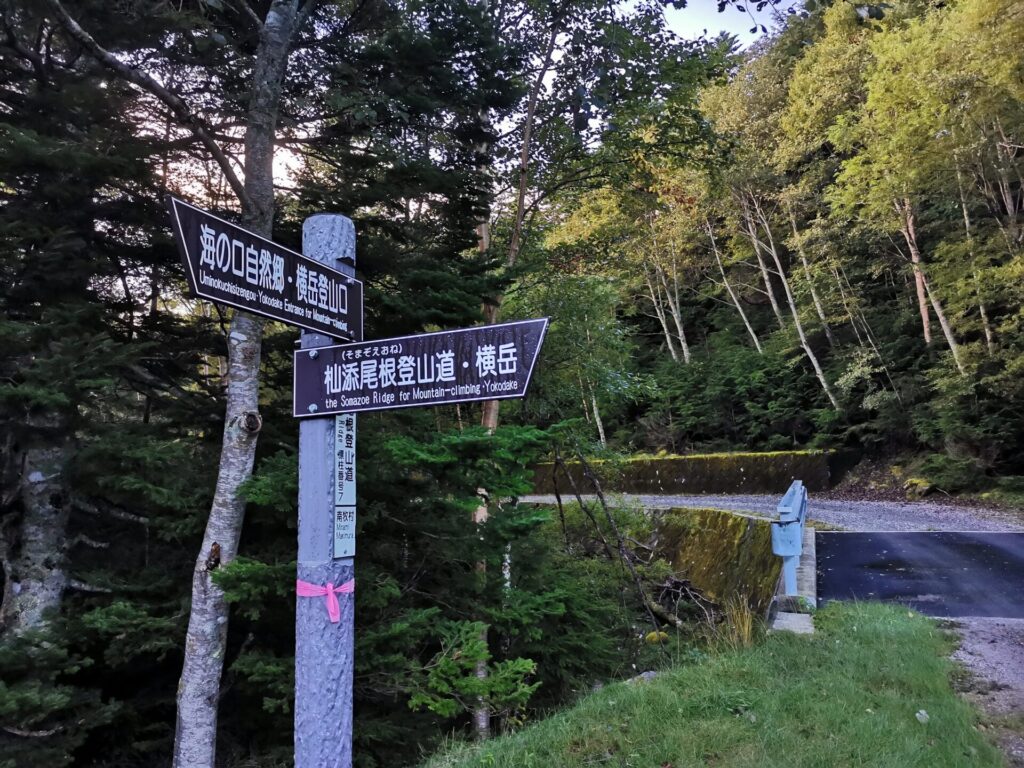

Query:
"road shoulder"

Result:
[[950, 617, 1024, 767]]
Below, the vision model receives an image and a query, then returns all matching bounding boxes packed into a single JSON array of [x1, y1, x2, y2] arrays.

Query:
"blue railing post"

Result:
[[771, 480, 807, 596]]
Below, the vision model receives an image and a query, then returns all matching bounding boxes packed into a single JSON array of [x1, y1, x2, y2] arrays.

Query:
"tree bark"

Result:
[[753, 201, 840, 411], [0, 426, 71, 635], [706, 220, 762, 353], [786, 205, 836, 348], [739, 193, 786, 330], [895, 198, 933, 345], [955, 165, 996, 354], [173, 3, 303, 767], [896, 198, 965, 374]]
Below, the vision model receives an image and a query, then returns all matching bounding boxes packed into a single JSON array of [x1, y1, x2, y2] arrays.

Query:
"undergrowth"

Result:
[[424, 602, 1000, 768]]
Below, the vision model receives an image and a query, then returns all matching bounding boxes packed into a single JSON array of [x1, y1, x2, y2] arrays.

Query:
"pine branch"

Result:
[[73, 497, 150, 525], [67, 533, 109, 550], [231, 0, 264, 28], [42, 0, 251, 207], [69, 579, 113, 594], [2, 724, 61, 738]]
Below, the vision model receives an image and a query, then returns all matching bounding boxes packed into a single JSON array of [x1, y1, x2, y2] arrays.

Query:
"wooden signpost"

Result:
[[168, 199, 547, 768]]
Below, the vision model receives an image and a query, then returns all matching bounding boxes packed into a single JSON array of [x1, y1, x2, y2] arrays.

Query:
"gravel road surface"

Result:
[[521, 493, 1024, 532], [953, 617, 1024, 766]]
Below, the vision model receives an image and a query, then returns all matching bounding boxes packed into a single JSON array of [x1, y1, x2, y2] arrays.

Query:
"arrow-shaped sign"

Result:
[[293, 318, 549, 417], [166, 196, 363, 340]]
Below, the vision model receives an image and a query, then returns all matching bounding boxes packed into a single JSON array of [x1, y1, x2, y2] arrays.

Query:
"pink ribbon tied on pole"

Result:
[[296, 579, 355, 623]]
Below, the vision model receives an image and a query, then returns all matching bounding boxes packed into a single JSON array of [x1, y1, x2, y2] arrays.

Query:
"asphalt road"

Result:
[[817, 532, 1024, 618]]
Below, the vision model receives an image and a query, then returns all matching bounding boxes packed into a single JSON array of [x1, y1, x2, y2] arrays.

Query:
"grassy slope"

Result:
[[425, 603, 1001, 768]]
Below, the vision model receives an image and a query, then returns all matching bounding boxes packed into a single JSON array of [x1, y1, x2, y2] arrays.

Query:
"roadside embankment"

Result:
[[424, 603, 1001, 768]]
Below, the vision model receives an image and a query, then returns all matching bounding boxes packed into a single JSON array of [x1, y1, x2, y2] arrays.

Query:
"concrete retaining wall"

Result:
[[656, 507, 782, 616]]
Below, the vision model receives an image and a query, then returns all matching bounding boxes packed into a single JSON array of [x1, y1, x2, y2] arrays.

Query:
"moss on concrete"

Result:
[[656, 507, 781, 616]]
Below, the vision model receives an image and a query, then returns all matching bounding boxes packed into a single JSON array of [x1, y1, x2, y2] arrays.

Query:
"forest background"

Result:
[[1, 0, 1022, 766]]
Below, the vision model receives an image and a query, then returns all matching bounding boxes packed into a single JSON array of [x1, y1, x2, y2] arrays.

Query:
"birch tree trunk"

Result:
[[173, 4, 303, 766], [0, 421, 71, 635], [739, 194, 786, 329], [590, 387, 607, 448], [895, 198, 933, 345], [706, 220, 762, 353], [656, 262, 691, 363], [924, 280, 967, 375], [896, 198, 965, 374], [786, 206, 836, 347], [37, 6, 305, 762], [643, 267, 679, 361], [956, 165, 996, 354], [753, 202, 840, 411]]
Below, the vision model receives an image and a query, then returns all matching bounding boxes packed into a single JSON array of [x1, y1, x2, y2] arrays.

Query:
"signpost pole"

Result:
[[295, 214, 358, 768]]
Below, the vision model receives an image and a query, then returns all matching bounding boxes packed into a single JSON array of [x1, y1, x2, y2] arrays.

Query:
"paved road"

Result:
[[521, 493, 1024, 532], [816, 532, 1024, 618]]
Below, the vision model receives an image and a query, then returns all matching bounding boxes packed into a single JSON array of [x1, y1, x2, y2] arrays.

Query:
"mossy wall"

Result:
[[533, 451, 832, 495], [656, 508, 781, 616]]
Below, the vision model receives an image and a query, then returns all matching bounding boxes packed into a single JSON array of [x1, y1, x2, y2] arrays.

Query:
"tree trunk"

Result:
[[173, 4, 302, 767], [739, 194, 786, 329], [1, 427, 71, 635], [590, 387, 607, 448], [40, 3, 303, 762], [786, 205, 836, 347], [895, 198, 933, 345], [924, 280, 967, 375], [955, 165, 995, 354], [754, 202, 840, 411], [656, 262, 691, 363], [472, 22, 560, 738], [896, 198, 965, 374], [706, 220, 762, 353], [644, 270, 679, 361], [829, 262, 865, 345]]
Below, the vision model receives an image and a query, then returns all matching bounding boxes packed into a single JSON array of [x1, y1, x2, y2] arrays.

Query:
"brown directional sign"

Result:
[[293, 318, 548, 417], [166, 196, 363, 340]]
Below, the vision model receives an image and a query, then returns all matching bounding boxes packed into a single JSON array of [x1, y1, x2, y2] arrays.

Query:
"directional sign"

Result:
[[166, 196, 363, 340], [293, 318, 548, 417], [333, 413, 356, 558]]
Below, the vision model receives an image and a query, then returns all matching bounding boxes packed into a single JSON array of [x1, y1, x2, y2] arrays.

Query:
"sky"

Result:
[[664, 1, 779, 47]]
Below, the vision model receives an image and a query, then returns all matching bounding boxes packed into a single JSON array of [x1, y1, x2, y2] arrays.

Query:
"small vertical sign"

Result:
[[334, 413, 356, 558]]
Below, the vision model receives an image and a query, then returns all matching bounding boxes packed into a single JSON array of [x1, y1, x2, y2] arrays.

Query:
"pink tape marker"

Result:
[[296, 579, 354, 623]]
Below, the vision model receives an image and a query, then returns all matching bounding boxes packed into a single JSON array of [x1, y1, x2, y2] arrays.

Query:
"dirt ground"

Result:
[[950, 618, 1024, 766]]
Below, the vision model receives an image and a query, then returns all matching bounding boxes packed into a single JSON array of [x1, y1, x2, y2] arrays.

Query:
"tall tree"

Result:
[[34, 0, 317, 763]]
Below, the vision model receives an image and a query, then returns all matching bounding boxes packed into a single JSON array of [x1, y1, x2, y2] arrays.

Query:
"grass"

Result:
[[424, 603, 1001, 768], [973, 476, 1024, 512]]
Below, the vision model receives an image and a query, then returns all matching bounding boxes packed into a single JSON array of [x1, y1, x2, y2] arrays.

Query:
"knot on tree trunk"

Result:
[[235, 411, 263, 435]]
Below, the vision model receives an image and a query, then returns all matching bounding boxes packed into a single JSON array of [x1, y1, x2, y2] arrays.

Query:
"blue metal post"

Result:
[[771, 480, 807, 597]]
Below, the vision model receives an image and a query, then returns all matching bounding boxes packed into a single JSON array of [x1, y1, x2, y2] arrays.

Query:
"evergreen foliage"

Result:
[[1, 0, 1023, 766]]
